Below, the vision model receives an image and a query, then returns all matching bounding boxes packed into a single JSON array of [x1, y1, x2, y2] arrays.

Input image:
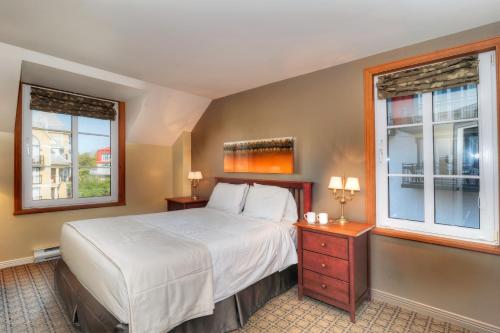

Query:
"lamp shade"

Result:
[[188, 171, 203, 180], [345, 177, 360, 191], [328, 176, 343, 190]]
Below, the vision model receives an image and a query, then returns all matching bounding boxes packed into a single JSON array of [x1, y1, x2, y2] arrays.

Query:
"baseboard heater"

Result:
[[34, 246, 61, 263]]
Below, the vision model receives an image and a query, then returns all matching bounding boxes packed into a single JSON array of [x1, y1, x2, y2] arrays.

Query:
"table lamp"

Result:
[[188, 171, 203, 199], [328, 176, 360, 224]]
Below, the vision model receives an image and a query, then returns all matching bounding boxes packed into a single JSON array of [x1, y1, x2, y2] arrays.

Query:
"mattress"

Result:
[[60, 208, 298, 324]]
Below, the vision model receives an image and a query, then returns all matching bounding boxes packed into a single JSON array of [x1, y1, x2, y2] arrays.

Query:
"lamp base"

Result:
[[335, 216, 348, 225]]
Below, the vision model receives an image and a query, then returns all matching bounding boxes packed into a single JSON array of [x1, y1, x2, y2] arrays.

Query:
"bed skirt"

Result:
[[54, 260, 297, 333]]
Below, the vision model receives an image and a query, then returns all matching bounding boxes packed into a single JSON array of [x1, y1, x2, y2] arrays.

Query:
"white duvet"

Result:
[[60, 207, 297, 332]]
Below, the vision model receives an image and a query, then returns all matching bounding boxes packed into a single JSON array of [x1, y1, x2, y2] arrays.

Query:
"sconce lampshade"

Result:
[[188, 171, 203, 180], [328, 176, 343, 190], [345, 177, 360, 191]]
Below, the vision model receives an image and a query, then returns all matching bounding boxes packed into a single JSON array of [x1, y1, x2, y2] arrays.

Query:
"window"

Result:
[[374, 51, 499, 245], [16, 84, 125, 213]]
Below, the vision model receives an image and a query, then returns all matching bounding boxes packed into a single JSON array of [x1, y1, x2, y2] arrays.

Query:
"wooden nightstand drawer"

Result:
[[168, 201, 185, 211], [303, 250, 349, 282], [296, 220, 374, 323], [165, 197, 208, 211], [303, 269, 349, 304], [303, 231, 348, 260], [169, 201, 207, 211]]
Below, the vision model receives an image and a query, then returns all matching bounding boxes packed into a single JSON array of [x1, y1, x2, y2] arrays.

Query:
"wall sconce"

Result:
[[188, 171, 203, 199], [328, 176, 360, 224]]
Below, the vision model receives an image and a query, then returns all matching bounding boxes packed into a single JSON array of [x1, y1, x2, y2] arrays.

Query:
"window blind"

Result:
[[30, 87, 116, 121], [376, 55, 479, 99]]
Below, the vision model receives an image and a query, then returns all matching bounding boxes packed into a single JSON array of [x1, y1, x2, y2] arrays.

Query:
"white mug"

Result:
[[304, 212, 316, 224], [316, 213, 329, 225]]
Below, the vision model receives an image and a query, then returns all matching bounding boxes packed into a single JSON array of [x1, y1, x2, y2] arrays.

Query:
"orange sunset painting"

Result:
[[223, 137, 295, 174]]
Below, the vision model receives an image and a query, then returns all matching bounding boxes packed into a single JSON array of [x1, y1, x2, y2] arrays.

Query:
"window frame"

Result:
[[364, 36, 500, 255], [374, 51, 498, 245], [14, 83, 126, 215]]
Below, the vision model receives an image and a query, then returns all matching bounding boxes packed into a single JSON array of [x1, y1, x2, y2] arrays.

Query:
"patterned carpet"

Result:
[[239, 289, 473, 333], [0, 261, 75, 333], [0, 261, 473, 333]]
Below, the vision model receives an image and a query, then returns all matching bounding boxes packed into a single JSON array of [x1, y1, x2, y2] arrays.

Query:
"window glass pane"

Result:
[[32, 110, 71, 132], [78, 116, 111, 136], [78, 128, 111, 198], [434, 178, 479, 229], [387, 126, 423, 174], [387, 95, 422, 126], [79, 168, 111, 198], [32, 111, 72, 200], [32, 187, 40, 201], [433, 121, 478, 176], [388, 176, 425, 222], [433, 84, 478, 122]]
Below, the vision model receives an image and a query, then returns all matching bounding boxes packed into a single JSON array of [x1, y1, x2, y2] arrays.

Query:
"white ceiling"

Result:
[[18, 60, 212, 147], [1, 0, 500, 98], [0, 42, 210, 145], [21, 61, 145, 102]]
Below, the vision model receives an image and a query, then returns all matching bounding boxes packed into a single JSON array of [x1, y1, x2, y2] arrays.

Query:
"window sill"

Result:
[[372, 227, 500, 256], [13, 200, 126, 215]]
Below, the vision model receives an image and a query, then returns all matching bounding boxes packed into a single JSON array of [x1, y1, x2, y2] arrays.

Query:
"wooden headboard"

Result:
[[215, 177, 313, 216]]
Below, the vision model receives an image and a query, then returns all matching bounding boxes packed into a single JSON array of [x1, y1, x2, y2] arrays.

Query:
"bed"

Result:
[[55, 177, 313, 333]]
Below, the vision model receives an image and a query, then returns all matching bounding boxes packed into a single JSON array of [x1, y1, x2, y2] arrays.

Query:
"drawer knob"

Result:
[[321, 284, 327, 289], [321, 263, 326, 268], [320, 242, 326, 247]]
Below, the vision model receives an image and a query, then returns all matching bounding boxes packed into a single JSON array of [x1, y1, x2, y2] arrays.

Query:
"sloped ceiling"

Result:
[[0, 0, 499, 98], [0, 42, 210, 146]]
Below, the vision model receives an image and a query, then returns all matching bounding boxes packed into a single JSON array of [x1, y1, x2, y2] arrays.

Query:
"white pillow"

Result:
[[207, 183, 249, 214], [253, 183, 298, 222], [243, 184, 290, 222], [282, 191, 299, 223]]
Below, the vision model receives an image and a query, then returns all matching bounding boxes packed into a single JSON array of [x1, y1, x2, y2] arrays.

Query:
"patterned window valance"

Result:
[[376, 55, 479, 99], [30, 87, 117, 121]]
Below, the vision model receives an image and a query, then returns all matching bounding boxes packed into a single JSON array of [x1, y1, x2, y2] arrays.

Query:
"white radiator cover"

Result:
[[34, 246, 61, 263]]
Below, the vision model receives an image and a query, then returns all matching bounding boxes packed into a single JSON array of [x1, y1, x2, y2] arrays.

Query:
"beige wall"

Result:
[[0, 131, 173, 262], [192, 22, 500, 326], [172, 131, 192, 197]]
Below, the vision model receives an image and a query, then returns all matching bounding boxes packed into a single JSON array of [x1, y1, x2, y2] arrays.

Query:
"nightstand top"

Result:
[[165, 196, 208, 204], [294, 220, 374, 237]]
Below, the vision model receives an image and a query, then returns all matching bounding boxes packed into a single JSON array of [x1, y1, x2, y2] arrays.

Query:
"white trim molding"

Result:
[[0, 256, 34, 270], [372, 289, 500, 333]]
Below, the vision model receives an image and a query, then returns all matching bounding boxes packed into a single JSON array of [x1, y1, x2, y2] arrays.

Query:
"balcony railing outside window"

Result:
[[401, 163, 424, 187], [401, 162, 479, 191], [32, 175, 42, 184], [32, 155, 44, 166]]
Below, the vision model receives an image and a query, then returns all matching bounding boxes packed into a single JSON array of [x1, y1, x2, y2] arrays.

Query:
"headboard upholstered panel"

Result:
[[214, 177, 313, 217]]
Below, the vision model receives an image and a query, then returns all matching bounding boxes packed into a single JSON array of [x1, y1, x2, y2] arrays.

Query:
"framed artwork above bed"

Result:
[[223, 137, 294, 174]]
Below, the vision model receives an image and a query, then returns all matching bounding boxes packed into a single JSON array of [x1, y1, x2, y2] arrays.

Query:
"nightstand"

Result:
[[165, 197, 208, 211], [295, 220, 374, 323]]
